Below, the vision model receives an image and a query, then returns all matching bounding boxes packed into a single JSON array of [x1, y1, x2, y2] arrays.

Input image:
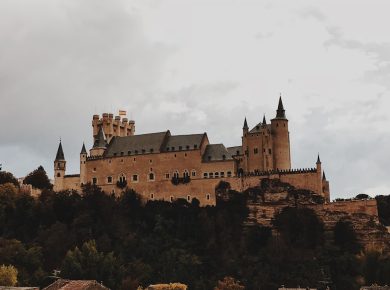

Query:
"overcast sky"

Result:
[[0, 0, 389, 199]]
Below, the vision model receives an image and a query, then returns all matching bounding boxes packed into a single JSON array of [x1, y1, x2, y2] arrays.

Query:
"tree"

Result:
[[273, 207, 324, 249], [23, 166, 52, 190], [0, 171, 19, 187], [334, 219, 361, 253], [61, 240, 120, 289], [214, 277, 245, 290], [0, 264, 18, 286]]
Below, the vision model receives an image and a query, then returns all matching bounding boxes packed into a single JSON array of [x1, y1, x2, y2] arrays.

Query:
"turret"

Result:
[[243, 117, 249, 134], [90, 127, 107, 157], [54, 141, 66, 191], [271, 96, 291, 170], [80, 143, 87, 185]]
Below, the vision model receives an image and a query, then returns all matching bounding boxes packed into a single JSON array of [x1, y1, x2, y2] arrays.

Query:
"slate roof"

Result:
[[80, 143, 87, 154], [164, 134, 205, 151], [104, 131, 169, 157], [93, 127, 107, 148], [55, 142, 65, 161], [42, 279, 109, 290], [249, 123, 271, 133], [227, 146, 243, 156], [202, 144, 233, 162]]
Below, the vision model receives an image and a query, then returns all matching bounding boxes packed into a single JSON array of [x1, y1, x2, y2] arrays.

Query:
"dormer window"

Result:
[[166, 147, 170, 151], [150, 148, 154, 153], [128, 151, 131, 155], [194, 145, 198, 149], [120, 152, 124, 156], [186, 145, 190, 149], [208, 156, 211, 161], [142, 149, 145, 154], [179, 146, 182, 151], [171, 147, 175, 151], [222, 155, 226, 160], [113, 153, 117, 157], [135, 150, 138, 154]]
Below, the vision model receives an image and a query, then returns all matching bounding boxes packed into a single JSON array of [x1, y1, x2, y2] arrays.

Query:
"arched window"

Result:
[[118, 174, 126, 183], [206, 194, 210, 201], [187, 195, 191, 202], [191, 170, 196, 177], [173, 171, 179, 178], [92, 177, 97, 185], [57, 173, 61, 177], [183, 170, 189, 178], [149, 172, 155, 181]]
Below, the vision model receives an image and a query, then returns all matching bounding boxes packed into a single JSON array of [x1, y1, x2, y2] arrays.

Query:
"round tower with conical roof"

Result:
[[271, 96, 291, 170]]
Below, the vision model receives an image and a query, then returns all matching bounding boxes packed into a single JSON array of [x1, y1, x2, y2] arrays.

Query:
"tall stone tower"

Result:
[[80, 143, 87, 185], [271, 97, 291, 170], [54, 141, 66, 191]]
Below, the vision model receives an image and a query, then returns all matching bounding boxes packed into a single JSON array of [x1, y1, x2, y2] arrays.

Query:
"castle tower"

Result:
[[80, 143, 87, 185], [271, 96, 291, 170], [90, 127, 107, 157], [54, 141, 66, 191], [322, 171, 330, 203], [261, 115, 273, 171], [241, 117, 249, 175]]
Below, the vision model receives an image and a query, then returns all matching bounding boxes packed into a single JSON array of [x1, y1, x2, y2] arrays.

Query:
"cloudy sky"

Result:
[[0, 0, 389, 199]]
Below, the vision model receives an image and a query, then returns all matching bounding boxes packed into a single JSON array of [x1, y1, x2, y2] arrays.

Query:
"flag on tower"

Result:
[[119, 110, 126, 116]]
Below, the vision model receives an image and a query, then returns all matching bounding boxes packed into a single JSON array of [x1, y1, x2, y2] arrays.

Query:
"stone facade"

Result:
[[53, 97, 330, 205]]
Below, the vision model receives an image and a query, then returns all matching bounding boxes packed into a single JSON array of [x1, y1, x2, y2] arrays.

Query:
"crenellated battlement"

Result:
[[243, 167, 317, 177], [92, 112, 135, 144]]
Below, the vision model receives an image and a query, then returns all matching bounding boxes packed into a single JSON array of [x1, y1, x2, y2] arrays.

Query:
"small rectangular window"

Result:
[[107, 176, 113, 183], [132, 175, 138, 182], [187, 195, 191, 202], [227, 171, 232, 177], [220, 172, 225, 177], [92, 177, 97, 185], [203, 173, 208, 178], [170, 196, 174, 202], [254, 148, 258, 154], [165, 173, 170, 179], [206, 194, 210, 201], [269, 148, 272, 154], [209, 172, 214, 178], [215, 172, 219, 178]]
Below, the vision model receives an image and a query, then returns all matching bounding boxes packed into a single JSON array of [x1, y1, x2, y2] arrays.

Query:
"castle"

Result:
[[53, 97, 330, 205]]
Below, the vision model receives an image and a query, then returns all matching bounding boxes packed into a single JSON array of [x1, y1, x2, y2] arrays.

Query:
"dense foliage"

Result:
[[1, 173, 390, 289], [23, 166, 53, 190]]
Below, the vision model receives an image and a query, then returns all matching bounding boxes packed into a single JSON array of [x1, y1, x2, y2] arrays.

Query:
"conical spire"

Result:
[[276, 95, 286, 119], [322, 171, 326, 180], [243, 117, 248, 130], [80, 142, 87, 154], [93, 127, 107, 148], [262, 114, 267, 125], [316, 154, 321, 164], [55, 141, 65, 161]]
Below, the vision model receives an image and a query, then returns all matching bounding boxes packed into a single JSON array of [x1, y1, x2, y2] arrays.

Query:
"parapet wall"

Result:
[[320, 199, 378, 216]]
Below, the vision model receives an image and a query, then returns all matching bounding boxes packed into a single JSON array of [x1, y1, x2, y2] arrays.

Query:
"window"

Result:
[[186, 145, 190, 150], [92, 177, 97, 185], [173, 171, 179, 178], [227, 171, 232, 177], [184, 153, 187, 157], [128, 151, 131, 155], [206, 194, 210, 201], [149, 172, 155, 181], [108, 159, 112, 164], [132, 175, 138, 182], [194, 144, 198, 149], [254, 148, 258, 154], [165, 173, 170, 179], [203, 172, 208, 178], [179, 146, 182, 151], [150, 193, 154, 199], [208, 156, 211, 161], [166, 147, 170, 151], [119, 175, 126, 183], [107, 176, 113, 183], [57, 173, 61, 177], [236, 150, 240, 155], [113, 153, 117, 156], [120, 152, 124, 156], [191, 170, 196, 177], [170, 196, 174, 202], [93, 167, 96, 172], [135, 150, 138, 154], [268, 149, 272, 154], [220, 172, 225, 177], [171, 147, 175, 151], [183, 170, 189, 178], [187, 195, 191, 202], [209, 172, 214, 178], [150, 148, 154, 153], [142, 149, 145, 154], [149, 159, 152, 164], [222, 154, 226, 160], [215, 172, 219, 178], [120, 159, 124, 163]]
